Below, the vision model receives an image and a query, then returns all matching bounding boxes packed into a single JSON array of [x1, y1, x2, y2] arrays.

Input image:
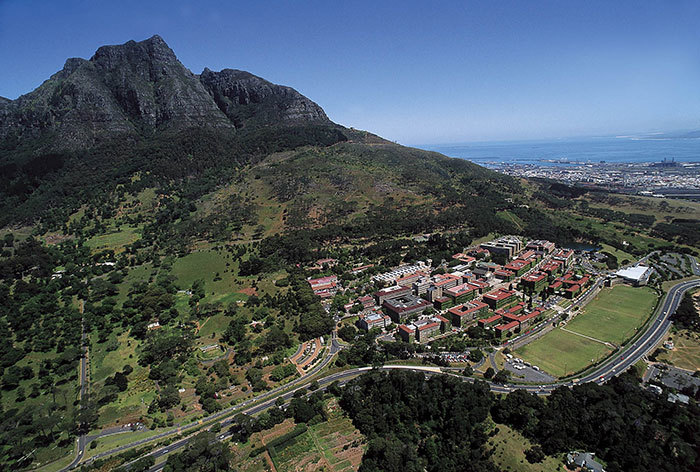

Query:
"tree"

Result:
[[338, 325, 357, 342], [163, 432, 230, 471], [484, 367, 495, 379]]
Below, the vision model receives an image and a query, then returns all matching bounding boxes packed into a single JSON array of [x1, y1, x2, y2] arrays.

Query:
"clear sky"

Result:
[[1, 0, 699, 144]]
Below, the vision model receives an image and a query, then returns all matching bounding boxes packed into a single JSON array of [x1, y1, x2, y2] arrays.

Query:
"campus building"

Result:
[[521, 271, 548, 293], [357, 312, 391, 331], [482, 288, 518, 310], [480, 236, 523, 263], [447, 300, 490, 328], [374, 285, 411, 305], [382, 294, 432, 322], [444, 283, 478, 305]]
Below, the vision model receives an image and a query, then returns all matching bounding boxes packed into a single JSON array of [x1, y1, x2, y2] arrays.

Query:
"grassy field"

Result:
[[564, 285, 658, 345], [599, 243, 635, 264], [90, 331, 156, 427], [487, 423, 567, 472], [86, 225, 141, 253], [657, 330, 700, 372], [517, 328, 612, 378]]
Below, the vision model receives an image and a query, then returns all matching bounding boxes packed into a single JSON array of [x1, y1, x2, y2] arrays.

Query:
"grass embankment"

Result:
[[657, 330, 700, 372], [487, 423, 566, 472], [517, 285, 657, 377]]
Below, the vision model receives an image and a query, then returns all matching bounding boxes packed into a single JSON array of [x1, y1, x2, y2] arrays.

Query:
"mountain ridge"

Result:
[[0, 35, 335, 152]]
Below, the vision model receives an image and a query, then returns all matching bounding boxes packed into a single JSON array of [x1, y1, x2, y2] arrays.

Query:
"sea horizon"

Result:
[[414, 135, 700, 166]]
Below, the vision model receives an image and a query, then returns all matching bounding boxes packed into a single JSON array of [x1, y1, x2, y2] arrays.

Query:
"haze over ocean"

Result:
[[418, 136, 700, 166]]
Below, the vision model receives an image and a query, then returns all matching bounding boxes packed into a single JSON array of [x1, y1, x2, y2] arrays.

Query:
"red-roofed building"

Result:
[[494, 269, 515, 281], [357, 312, 391, 331], [435, 314, 452, 332], [433, 273, 461, 290], [479, 314, 502, 328], [397, 324, 416, 343], [469, 280, 490, 293], [374, 285, 411, 305], [383, 295, 433, 322], [521, 271, 548, 293], [414, 319, 441, 342], [495, 320, 519, 337], [504, 259, 532, 276], [447, 300, 490, 328], [482, 288, 518, 310], [452, 253, 476, 265], [444, 283, 478, 304], [553, 249, 574, 266], [307, 275, 339, 298], [541, 260, 563, 276]]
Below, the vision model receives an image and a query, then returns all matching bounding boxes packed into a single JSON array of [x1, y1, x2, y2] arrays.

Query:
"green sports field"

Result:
[[565, 285, 658, 345], [517, 285, 658, 377], [516, 328, 612, 378]]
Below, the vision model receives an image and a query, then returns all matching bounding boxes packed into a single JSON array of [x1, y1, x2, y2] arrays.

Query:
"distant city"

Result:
[[492, 159, 700, 198], [420, 137, 700, 198]]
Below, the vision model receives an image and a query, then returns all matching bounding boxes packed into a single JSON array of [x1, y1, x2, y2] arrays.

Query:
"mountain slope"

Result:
[[0, 35, 528, 246]]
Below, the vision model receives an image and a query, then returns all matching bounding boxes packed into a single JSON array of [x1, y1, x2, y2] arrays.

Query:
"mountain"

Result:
[[0, 35, 546, 247], [0, 35, 336, 152]]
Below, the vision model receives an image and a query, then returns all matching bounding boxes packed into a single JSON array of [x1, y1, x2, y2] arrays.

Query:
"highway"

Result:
[[69, 278, 700, 471]]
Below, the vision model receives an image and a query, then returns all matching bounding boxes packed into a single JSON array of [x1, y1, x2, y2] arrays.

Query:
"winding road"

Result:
[[65, 278, 700, 471]]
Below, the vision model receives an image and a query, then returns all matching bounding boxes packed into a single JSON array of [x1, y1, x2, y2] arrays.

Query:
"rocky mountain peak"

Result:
[[199, 67, 330, 128]]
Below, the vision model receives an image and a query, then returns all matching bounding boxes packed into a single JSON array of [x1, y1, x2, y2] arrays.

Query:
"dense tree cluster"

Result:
[[340, 370, 495, 472], [671, 292, 700, 332], [492, 375, 700, 472], [163, 431, 231, 472]]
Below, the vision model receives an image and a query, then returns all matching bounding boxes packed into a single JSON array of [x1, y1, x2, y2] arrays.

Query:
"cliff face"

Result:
[[199, 68, 330, 129], [0, 35, 333, 151]]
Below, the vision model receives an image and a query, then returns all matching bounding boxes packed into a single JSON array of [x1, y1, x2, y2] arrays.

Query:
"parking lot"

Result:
[[504, 356, 557, 383]]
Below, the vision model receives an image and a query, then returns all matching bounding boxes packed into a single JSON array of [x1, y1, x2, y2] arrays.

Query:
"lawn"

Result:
[[90, 331, 155, 427], [517, 328, 612, 378], [487, 422, 567, 472], [657, 330, 700, 372], [564, 285, 658, 345], [170, 247, 255, 304], [85, 225, 141, 253]]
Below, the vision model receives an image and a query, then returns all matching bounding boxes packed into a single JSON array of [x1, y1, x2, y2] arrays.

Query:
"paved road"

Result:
[[65, 300, 88, 471], [71, 278, 700, 470]]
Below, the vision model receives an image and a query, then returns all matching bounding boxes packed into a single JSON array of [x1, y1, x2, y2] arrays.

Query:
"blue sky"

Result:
[[1, 0, 699, 143]]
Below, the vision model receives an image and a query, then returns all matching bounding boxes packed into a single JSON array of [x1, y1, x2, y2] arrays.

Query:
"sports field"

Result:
[[517, 285, 657, 377], [565, 285, 657, 345], [517, 328, 611, 378]]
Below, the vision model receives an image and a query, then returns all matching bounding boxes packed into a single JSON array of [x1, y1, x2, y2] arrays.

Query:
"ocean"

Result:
[[416, 136, 700, 166]]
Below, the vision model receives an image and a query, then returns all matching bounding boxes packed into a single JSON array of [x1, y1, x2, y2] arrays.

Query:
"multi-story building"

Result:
[[480, 236, 523, 263], [382, 295, 433, 322], [478, 313, 502, 328], [397, 324, 416, 343], [504, 259, 532, 277], [307, 275, 339, 299], [444, 283, 478, 305], [374, 285, 411, 305], [495, 320, 519, 338], [526, 239, 555, 254], [483, 288, 518, 310], [447, 300, 490, 328], [413, 319, 441, 342], [357, 312, 391, 331], [521, 271, 548, 293]]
